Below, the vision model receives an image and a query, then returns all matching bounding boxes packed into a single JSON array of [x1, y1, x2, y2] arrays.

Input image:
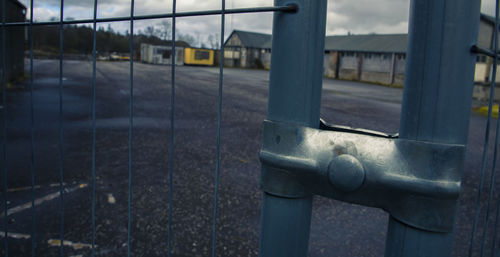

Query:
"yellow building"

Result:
[[184, 48, 215, 66]]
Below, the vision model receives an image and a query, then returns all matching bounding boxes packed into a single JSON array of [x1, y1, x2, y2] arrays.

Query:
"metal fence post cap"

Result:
[[327, 154, 365, 192]]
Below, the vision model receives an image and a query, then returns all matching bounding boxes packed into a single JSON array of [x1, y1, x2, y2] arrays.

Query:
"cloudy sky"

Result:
[[19, 0, 498, 47]]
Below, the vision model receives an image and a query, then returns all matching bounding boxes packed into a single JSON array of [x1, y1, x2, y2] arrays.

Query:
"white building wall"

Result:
[[141, 44, 154, 63], [362, 53, 392, 72], [261, 51, 271, 69], [340, 55, 358, 70], [140, 44, 184, 65], [475, 62, 500, 83], [394, 55, 406, 74]]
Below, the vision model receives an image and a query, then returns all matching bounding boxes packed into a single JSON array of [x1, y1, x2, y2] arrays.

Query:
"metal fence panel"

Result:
[[386, 0, 481, 256], [259, 0, 483, 256], [259, 0, 327, 256], [0, 0, 497, 256], [0, 1, 294, 256]]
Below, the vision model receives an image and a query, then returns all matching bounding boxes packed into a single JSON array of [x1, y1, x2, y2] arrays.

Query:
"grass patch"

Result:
[[474, 104, 499, 118]]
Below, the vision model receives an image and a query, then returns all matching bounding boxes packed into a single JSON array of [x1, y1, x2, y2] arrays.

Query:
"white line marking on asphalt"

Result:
[[107, 193, 116, 204], [48, 239, 95, 249], [7, 183, 67, 192], [0, 231, 30, 239], [7, 185, 41, 192], [0, 184, 88, 218], [49, 183, 67, 187]]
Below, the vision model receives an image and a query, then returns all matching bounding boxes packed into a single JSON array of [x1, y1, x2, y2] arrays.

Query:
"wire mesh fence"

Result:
[[0, 0, 294, 256], [0, 0, 499, 256], [469, 0, 500, 256]]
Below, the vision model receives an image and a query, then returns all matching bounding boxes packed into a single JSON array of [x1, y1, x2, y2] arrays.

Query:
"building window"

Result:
[[195, 50, 210, 60], [476, 55, 488, 63], [162, 50, 171, 59]]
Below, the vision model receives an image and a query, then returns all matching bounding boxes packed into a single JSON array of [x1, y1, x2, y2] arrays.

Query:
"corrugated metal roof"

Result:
[[9, 0, 26, 10], [225, 30, 407, 53], [324, 34, 407, 53], [226, 30, 272, 49], [227, 12, 494, 54]]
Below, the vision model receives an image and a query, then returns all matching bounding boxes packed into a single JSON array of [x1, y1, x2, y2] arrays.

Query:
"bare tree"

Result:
[[155, 20, 171, 41], [144, 26, 155, 38], [207, 34, 219, 49], [177, 33, 196, 46]]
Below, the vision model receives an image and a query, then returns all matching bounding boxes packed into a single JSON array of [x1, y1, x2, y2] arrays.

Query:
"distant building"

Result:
[[223, 30, 406, 85], [184, 48, 215, 66], [223, 30, 272, 69], [0, 0, 26, 82], [475, 13, 500, 84], [470, 13, 500, 101], [140, 41, 190, 65], [225, 13, 498, 89], [323, 34, 407, 85]]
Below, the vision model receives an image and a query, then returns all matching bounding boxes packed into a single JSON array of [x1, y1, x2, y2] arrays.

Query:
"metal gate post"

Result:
[[385, 0, 481, 256], [258, 1, 327, 257]]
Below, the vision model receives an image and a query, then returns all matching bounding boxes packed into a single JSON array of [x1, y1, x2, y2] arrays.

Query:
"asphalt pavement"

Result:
[[0, 59, 497, 256]]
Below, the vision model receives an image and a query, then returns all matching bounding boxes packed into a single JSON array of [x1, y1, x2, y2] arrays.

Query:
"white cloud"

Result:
[[32, 6, 60, 20], [20, 0, 493, 46], [326, 0, 409, 35]]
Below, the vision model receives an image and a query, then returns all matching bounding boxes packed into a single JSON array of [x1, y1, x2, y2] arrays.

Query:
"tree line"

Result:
[[32, 19, 219, 55]]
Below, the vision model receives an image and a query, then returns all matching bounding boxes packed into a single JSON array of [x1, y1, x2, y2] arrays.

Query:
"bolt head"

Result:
[[327, 154, 365, 192]]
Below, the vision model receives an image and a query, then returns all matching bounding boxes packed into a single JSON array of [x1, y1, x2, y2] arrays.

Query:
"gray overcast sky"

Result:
[[21, 0, 497, 47]]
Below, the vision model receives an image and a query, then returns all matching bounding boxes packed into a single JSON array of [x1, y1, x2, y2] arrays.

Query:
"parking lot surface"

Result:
[[0, 59, 495, 256]]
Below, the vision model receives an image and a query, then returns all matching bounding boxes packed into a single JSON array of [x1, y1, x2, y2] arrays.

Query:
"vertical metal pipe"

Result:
[[29, 0, 36, 255], [58, 0, 65, 255], [127, 0, 134, 256], [385, 0, 481, 256], [258, 1, 327, 257], [211, 1, 225, 256], [1, 0, 8, 254], [90, 0, 98, 255], [167, 1, 176, 256]]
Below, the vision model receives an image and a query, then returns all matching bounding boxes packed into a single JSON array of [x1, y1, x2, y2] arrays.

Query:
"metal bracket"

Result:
[[259, 120, 465, 232]]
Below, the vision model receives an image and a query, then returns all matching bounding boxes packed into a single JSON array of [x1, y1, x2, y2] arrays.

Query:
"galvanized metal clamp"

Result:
[[259, 119, 465, 232]]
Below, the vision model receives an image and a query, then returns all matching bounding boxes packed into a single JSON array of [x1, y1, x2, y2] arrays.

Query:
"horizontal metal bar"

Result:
[[260, 120, 465, 232], [320, 118, 398, 139], [471, 45, 500, 59], [2, 5, 297, 27]]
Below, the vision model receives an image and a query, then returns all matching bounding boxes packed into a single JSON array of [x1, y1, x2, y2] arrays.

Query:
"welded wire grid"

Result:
[[1, 0, 7, 257], [0, 1, 295, 256], [469, 0, 500, 256]]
